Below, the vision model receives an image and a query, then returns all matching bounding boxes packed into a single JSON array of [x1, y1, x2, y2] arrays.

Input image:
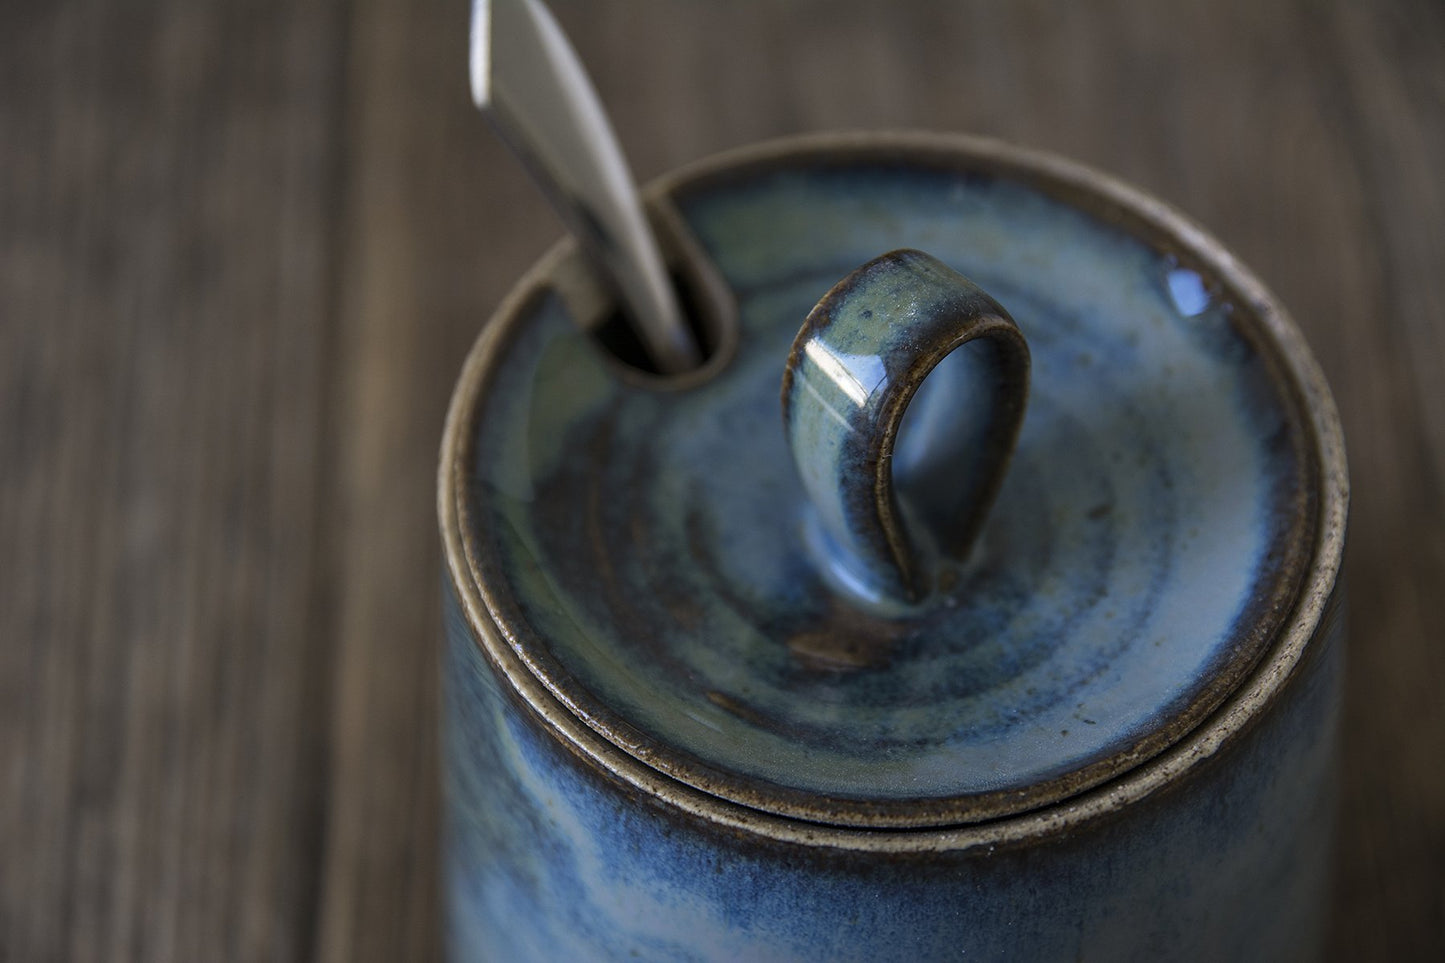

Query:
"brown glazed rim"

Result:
[[440, 130, 1348, 846]]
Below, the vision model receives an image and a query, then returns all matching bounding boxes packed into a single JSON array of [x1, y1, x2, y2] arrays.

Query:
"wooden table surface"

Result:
[[3, 1, 1442, 959]]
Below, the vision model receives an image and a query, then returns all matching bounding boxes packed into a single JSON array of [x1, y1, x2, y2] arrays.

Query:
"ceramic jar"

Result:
[[439, 133, 1347, 961]]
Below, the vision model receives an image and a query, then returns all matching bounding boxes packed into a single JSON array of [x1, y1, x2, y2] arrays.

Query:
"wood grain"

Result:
[[0, 1, 346, 959], [2, 0, 1441, 959]]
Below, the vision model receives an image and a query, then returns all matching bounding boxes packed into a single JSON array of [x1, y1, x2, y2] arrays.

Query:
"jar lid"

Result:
[[445, 133, 1332, 829]]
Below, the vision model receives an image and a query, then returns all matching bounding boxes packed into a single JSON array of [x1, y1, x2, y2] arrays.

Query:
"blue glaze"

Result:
[[1167, 266, 1212, 317], [443, 581, 1343, 961], [781, 249, 1030, 604], [459, 158, 1314, 822]]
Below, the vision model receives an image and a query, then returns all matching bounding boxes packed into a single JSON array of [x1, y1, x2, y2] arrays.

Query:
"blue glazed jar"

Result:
[[439, 132, 1347, 961]]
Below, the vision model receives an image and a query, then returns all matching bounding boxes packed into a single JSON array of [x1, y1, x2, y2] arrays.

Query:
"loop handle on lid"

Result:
[[781, 250, 1030, 603]]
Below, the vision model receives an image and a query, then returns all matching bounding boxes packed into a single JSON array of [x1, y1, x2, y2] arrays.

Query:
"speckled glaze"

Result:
[[440, 132, 1347, 961], [781, 248, 1030, 604]]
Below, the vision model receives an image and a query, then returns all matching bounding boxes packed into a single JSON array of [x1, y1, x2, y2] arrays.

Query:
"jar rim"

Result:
[[439, 130, 1347, 845]]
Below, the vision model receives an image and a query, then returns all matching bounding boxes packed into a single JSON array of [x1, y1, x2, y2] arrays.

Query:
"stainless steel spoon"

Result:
[[470, 0, 701, 374]]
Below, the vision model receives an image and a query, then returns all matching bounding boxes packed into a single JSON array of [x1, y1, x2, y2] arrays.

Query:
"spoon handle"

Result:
[[471, 0, 701, 374]]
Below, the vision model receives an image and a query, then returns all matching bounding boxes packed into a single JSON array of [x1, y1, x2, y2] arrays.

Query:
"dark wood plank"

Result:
[[0, 1, 345, 959], [1308, 4, 1445, 957], [309, 0, 503, 958]]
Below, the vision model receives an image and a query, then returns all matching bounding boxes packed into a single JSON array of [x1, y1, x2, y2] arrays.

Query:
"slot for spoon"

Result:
[[471, 0, 702, 374]]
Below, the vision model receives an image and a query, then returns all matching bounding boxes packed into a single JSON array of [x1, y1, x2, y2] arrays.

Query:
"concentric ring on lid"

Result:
[[445, 132, 1339, 830]]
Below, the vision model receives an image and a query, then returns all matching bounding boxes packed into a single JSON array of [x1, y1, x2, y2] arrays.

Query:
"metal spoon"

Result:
[[470, 0, 701, 374]]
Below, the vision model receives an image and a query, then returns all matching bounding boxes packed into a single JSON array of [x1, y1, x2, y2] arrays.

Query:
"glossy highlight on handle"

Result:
[[781, 250, 1030, 603]]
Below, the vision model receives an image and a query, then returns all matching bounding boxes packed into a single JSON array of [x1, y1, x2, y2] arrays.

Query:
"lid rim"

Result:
[[439, 130, 1348, 835]]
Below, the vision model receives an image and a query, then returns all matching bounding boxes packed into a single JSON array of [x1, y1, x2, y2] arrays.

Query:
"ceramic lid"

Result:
[[448, 135, 1326, 829]]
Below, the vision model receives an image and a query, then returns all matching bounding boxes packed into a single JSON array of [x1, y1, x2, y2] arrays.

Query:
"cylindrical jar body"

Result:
[[442, 585, 1342, 963], [439, 133, 1348, 962]]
